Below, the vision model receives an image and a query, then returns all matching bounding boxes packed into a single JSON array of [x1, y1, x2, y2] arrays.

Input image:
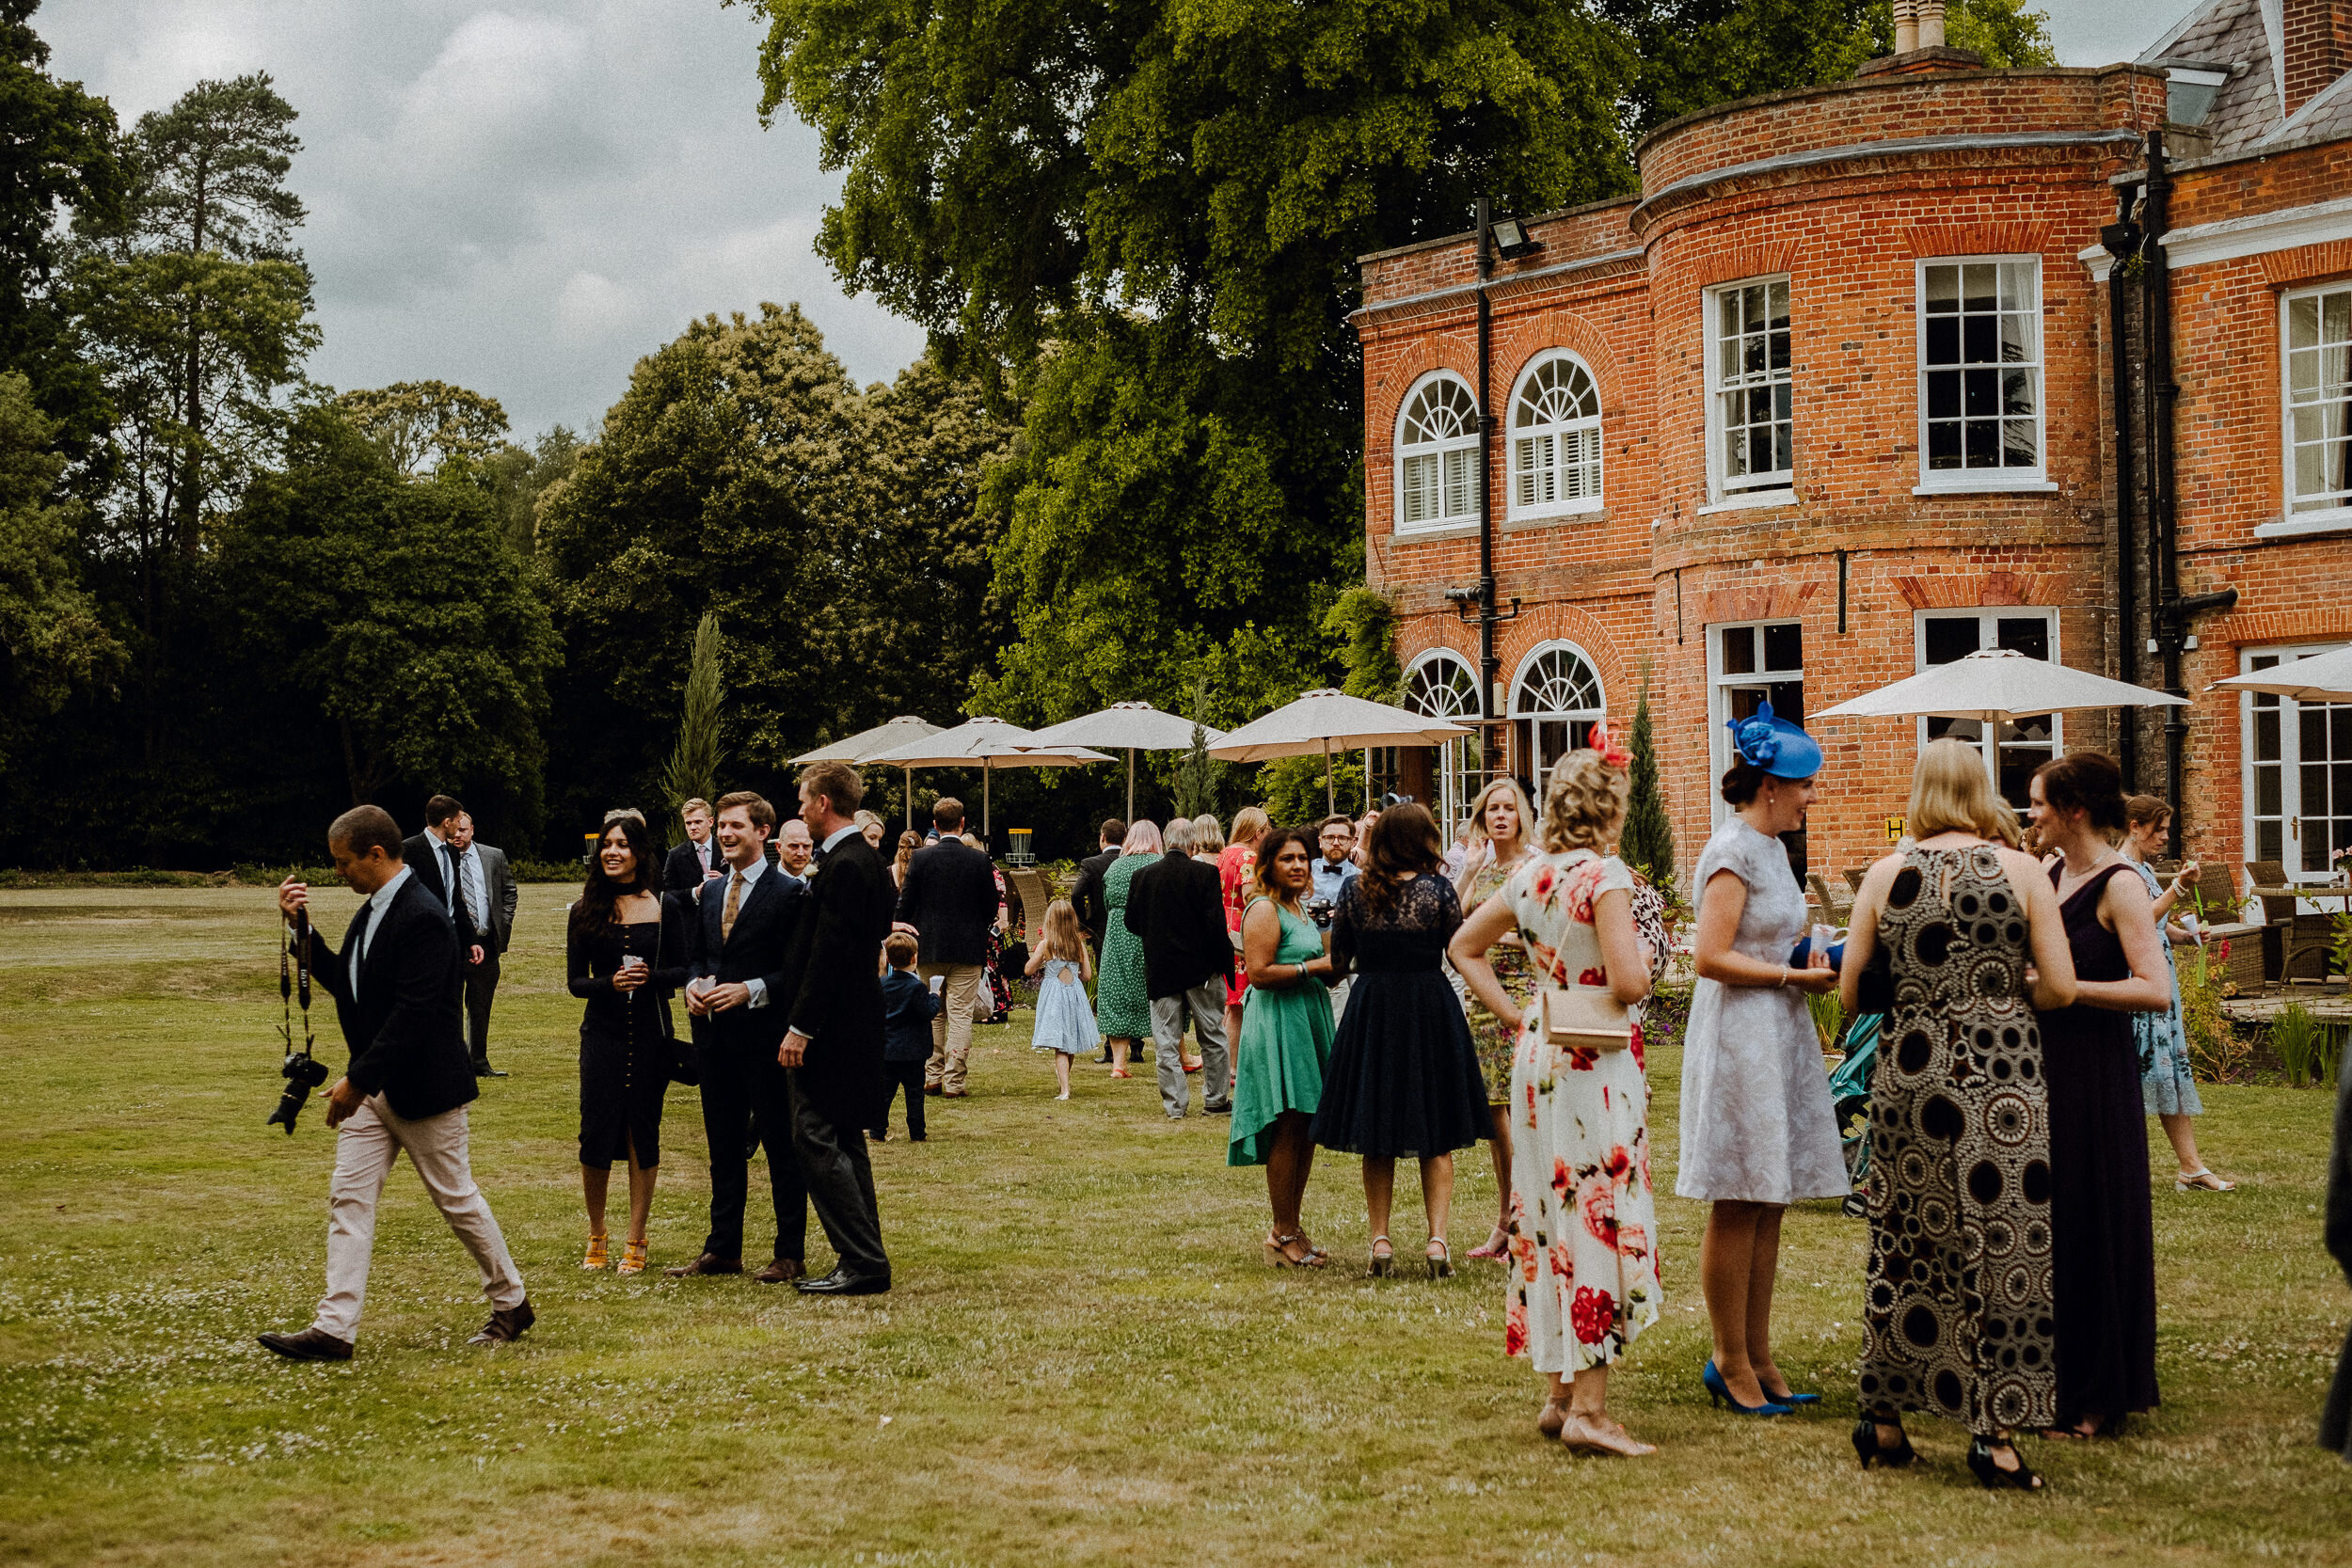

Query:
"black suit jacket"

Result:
[[692, 863, 801, 1053], [306, 872, 479, 1121], [1072, 847, 1119, 947], [782, 832, 894, 1126], [894, 838, 999, 967], [1124, 850, 1231, 1000], [403, 830, 497, 945], [665, 837, 724, 895]]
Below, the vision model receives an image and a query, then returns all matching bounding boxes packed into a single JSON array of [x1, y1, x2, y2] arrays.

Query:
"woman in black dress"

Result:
[[568, 816, 691, 1276], [2026, 752, 2173, 1437], [1312, 803, 1489, 1278]]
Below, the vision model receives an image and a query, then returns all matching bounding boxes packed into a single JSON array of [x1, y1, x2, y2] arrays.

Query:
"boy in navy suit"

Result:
[[875, 932, 939, 1141]]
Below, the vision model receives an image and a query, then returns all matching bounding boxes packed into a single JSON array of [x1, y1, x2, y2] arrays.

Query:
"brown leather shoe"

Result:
[[663, 1252, 743, 1277], [754, 1258, 806, 1285], [469, 1298, 534, 1346], [257, 1326, 353, 1361]]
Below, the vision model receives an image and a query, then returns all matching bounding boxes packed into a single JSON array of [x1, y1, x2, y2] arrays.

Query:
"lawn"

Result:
[[0, 884, 2345, 1567]]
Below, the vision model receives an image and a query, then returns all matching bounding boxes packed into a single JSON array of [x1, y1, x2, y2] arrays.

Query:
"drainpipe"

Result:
[[2103, 184, 2138, 790], [1475, 198, 1499, 785]]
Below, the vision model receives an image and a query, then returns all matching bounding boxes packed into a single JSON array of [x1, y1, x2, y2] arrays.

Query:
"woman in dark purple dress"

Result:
[[2026, 753, 2174, 1438]]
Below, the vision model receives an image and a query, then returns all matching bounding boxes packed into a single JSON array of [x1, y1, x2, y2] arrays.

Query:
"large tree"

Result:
[[0, 371, 119, 769]]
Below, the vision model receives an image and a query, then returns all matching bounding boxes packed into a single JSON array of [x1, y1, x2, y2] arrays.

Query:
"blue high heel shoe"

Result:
[[1763, 1383, 1822, 1406], [1703, 1359, 1793, 1417]]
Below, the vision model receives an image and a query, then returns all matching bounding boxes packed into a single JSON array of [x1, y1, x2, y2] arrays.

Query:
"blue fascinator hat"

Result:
[[1725, 698, 1821, 781]]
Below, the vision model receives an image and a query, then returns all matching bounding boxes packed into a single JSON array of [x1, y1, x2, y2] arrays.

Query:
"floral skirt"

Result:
[[1505, 994, 1661, 1375], [1465, 943, 1533, 1106]]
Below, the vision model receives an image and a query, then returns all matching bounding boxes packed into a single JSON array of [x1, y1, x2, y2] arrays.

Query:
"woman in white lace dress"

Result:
[[1453, 736, 1660, 1457], [1680, 700, 1848, 1417]]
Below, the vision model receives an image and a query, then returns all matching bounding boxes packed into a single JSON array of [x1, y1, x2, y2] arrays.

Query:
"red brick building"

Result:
[[1356, 0, 2352, 892]]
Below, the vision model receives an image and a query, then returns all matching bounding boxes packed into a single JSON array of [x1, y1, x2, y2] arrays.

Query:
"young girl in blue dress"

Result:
[[1025, 899, 1099, 1101]]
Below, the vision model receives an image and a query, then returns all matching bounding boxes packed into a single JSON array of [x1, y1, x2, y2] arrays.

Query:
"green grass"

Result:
[[0, 885, 2346, 1566]]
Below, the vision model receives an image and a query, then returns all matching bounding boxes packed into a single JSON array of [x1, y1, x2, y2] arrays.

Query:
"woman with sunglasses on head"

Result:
[[1679, 701, 1849, 1417], [2026, 752, 2173, 1441]]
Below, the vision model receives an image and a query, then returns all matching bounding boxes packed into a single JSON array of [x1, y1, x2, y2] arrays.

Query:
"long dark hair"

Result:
[[572, 816, 661, 938], [1359, 801, 1444, 914]]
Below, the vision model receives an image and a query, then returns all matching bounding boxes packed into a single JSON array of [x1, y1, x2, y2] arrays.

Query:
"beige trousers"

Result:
[[312, 1093, 525, 1341], [920, 962, 987, 1093]]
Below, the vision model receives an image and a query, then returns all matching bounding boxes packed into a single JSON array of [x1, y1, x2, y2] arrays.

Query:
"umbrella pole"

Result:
[[1324, 736, 1335, 817], [1983, 710, 1998, 789], [905, 766, 914, 832], [984, 760, 993, 840], [1127, 748, 1136, 823]]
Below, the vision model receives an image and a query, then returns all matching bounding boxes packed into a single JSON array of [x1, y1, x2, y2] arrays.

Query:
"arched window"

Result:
[[1509, 641, 1606, 787], [1395, 372, 1480, 531], [1402, 648, 1483, 832], [1509, 353, 1603, 516]]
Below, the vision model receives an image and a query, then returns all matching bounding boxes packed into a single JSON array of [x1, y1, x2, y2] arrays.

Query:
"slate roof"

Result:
[[2142, 0, 2283, 154]]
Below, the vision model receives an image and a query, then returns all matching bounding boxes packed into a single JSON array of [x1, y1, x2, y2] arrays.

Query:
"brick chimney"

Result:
[[2283, 0, 2352, 119], [1860, 0, 1982, 78]]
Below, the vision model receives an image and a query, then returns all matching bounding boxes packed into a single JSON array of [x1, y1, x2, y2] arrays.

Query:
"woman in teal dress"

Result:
[[1096, 819, 1162, 1078], [1230, 825, 1339, 1266]]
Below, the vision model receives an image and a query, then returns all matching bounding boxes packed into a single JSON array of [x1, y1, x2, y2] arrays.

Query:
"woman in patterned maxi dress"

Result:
[[1839, 738, 2078, 1488], [1453, 743, 1660, 1458]]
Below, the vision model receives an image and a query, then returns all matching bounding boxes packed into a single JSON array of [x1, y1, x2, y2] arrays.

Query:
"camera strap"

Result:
[[280, 908, 316, 1060]]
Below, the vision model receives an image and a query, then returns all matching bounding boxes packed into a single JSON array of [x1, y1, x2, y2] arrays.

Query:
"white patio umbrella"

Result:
[[1024, 702, 1228, 821], [864, 716, 1112, 838], [1208, 688, 1472, 816], [1813, 648, 2186, 782], [791, 715, 944, 831], [2209, 643, 2352, 704]]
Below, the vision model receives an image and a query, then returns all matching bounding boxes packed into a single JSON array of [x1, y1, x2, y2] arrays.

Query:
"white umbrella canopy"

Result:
[[1208, 688, 1472, 816], [864, 717, 1112, 837], [1813, 648, 2186, 782], [1024, 702, 1228, 820], [2209, 643, 2352, 704], [790, 716, 944, 831]]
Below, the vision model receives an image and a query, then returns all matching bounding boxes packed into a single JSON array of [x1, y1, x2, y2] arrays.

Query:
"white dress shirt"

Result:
[[352, 864, 414, 974], [721, 853, 775, 1008]]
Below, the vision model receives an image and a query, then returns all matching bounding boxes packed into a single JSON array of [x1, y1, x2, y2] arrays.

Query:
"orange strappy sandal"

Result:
[[581, 1233, 609, 1271], [617, 1239, 647, 1276]]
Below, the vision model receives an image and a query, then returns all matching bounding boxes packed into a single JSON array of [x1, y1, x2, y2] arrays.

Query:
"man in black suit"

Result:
[[259, 806, 532, 1361], [664, 797, 726, 896], [777, 760, 895, 1295], [402, 794, 509, 1076], [444, 811, 518, 1077], [671, 791, 810, 1283], [894, 797, 1001, 1097], [1123, 816, 1234, 1120], [1069, 818, 1125, 1062]]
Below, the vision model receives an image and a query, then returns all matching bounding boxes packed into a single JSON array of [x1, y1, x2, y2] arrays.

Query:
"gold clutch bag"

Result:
[[1541, 982, 1633, 1053]]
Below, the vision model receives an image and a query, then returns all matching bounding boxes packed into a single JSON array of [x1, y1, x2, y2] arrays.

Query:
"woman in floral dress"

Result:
[[1451, 737, 1661, 1457], [1454, 777, 1537, 1260]]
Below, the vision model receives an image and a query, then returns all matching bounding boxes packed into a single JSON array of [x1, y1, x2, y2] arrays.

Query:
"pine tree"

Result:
[[1171, 678, 1219, 819], [1621, 672, 1675, 882], [660, 611, 724, 824]]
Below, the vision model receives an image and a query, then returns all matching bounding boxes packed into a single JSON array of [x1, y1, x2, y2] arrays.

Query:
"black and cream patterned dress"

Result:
[[1857, 845, 2057, 1436]]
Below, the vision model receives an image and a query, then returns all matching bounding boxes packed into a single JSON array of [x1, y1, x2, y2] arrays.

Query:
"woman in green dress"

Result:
[[1454, 777, 1536, 1260], [1096, 819, 1162, 1077], [1230, 825, 1339, 1266]]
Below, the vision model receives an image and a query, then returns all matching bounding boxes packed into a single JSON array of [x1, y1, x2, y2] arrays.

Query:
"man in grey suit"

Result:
[[444, 812, 518, 1078]]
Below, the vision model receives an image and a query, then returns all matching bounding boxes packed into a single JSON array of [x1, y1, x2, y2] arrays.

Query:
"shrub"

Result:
[[2178, 944, 2251, 1084]]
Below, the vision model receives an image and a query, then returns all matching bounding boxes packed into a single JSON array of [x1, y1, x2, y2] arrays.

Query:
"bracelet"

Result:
[[1777, 966, 1788, 988]]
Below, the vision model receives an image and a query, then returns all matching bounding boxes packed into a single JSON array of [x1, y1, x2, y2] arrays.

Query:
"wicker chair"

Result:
[[2246, 860, 2339, 983]]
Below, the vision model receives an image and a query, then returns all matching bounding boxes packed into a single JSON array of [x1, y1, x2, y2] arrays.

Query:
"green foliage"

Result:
[[2177, 945, 2250, 1085], [2267, 1002, 2338, 1089], [660, 611, 726, 817], [1942, 0, 2058, 69], [0, 371, 119, 766], [479, 424, 580, 556], [1620, 671, 1675, 880], [1259, 751, 1364, 828], [1170, 678, 1221, 820], [1327, 588, 1399, 703], [335, 380, 510, 478], [213, 408, 560, 826], [1804, 985, 1845, 1052]]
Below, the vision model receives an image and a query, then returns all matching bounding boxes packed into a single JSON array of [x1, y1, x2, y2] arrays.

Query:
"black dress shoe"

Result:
[[257, 1326, 353, 1361], [473, 1061, 508, 1078], [792, 1267, 890, 1296], [469, 1298, 534, 1345]]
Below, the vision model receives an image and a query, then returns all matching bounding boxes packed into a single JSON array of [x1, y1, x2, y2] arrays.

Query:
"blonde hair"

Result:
[[1230, 805, 1270, 846], [1191, 813, 1225, 854], [1906, 737, 2021, 846], [1455, 777, 1535, 895], [1540, 750, 1629, 854], [1040, 899, 1084, 963]]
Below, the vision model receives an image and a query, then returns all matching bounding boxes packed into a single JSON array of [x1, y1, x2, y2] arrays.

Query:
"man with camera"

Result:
[[259, 805, 532, 1361]]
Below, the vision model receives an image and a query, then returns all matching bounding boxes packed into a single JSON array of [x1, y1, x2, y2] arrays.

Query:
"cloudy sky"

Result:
[[46, 0, 2174, 442]]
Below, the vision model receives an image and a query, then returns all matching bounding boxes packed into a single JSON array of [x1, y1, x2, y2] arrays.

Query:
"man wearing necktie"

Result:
[[404, 795, 513, 1078], [664, 798, 729, 896], [445, 813, 517, 1077], [259, 805, 531, 1360]]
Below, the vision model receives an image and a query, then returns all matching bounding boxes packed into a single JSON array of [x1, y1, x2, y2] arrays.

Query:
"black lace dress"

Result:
[[1311, 872, 1489, 1159], [567, 894, 691, 1170]]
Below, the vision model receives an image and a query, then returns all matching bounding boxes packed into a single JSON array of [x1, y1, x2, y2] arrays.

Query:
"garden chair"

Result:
[[2187, 863, 2266, 993], [2247, 860, 2337, 984]]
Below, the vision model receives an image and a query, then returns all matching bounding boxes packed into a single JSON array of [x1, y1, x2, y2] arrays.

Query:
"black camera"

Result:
[[1305, 895, 1336, 931], [269, 1051, 328, 1134]]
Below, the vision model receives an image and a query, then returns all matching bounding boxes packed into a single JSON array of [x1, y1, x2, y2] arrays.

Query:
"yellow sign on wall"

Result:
[[1885, 816, 1905, 843]]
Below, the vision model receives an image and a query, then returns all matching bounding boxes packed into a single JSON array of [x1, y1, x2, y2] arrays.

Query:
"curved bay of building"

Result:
[[1359, 22, 2352, 887]]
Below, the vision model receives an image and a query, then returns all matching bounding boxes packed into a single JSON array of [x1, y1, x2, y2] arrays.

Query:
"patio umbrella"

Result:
[[1812, 648, 2186, 782], [2209, 643, 2352, 705], [791, 715, 943, 831], [864, 716, 1112, 838], [1207, 688, 1472, 816], [1024, 702, 1228, 821]]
